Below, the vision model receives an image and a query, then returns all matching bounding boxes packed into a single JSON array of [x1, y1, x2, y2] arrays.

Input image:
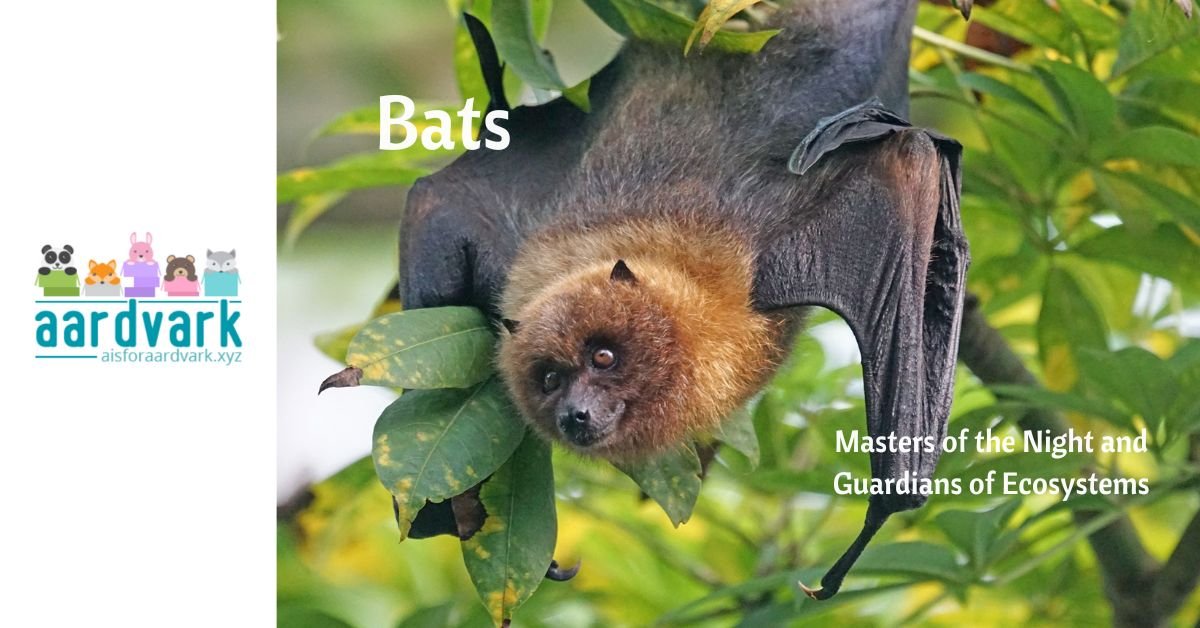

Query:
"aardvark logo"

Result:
[[33, 232, 244, 366]]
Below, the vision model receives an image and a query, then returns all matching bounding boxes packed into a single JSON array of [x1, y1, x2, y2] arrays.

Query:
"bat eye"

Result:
[[591, 347, 617, 370], [541, 370, 561, 394]]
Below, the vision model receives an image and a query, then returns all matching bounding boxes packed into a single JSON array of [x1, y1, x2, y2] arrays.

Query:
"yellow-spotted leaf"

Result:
[[615, 441, 703, 526], [462, 434, 556, 627], [346, 307, 495, 390], [373, 379, 525, 540]]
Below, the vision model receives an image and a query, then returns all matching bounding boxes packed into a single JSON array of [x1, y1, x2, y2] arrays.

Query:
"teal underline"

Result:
[[35, 299, 244, 304], [35, 355, 97, 359]]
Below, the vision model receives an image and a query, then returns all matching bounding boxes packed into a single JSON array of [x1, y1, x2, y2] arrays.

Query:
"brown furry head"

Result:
[[498, 220, 795, 462]]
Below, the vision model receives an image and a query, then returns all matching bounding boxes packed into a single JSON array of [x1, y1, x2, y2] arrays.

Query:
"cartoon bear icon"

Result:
[[123, 232, 160, 298], [162, 255, 200, 297], [84, 259, 122, 297]]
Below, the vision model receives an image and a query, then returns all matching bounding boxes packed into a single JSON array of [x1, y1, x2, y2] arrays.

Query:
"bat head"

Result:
[[497, 259, 693, 461]]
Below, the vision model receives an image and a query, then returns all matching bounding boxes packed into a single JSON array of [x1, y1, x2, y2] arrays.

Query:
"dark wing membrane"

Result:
[[398, 98, 591, 316], [752, 102, 969, 599]]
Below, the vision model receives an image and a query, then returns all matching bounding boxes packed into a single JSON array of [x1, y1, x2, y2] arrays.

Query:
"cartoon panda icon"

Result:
[[35, 244, 80, 297], [39, 244, 77, 276]]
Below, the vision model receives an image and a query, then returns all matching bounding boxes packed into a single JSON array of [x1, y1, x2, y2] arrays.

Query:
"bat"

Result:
[[396, 0, 969, 599]]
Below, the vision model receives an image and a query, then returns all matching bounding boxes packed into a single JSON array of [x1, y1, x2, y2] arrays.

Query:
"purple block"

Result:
[[124, 286, 156, 298], [123, 261, 160, 279], [133, 274, 161, 288]]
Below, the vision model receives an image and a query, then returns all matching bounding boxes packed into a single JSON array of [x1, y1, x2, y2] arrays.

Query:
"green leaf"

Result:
[[1073, 223, 1200, 292], [1037, 267, 1108, 391], [1113, 0, 1200, 78], [372, 379, 526, 540], [989, 384, 1127, 425], [1099, 172, 1200, 232], [347, 307, 495, 389], [1119, 78, 1200, 133], [610, 0, 778, 54], [1169, 342, 1200, 434], [712, 404, 760, 468], [581, 0, 632, 35], [314, 101, 464, 139], [462, 435, 556, 627], [1077, 347, 1180, 425], [283, 192, 346, 250], [614, 441, 702, 526], [685, 0, 763, 55], [491, 0, 566, 90], [278, 154, 428, 204], [276, 606, 355, 628], [1104, 126, 1200, 168], [958, 71, 1058, 123], [1033, 61, 1115, 148], [852, 541, 970, 585], [562, 79, 591, 112], [394, 603, 457, 628], [934, 499, 1022, 571]]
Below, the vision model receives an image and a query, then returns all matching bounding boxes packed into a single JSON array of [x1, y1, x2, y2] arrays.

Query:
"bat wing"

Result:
[[396, 17, 601, 538], [752, 100, 969, 599], [399, 15, 597, 315], [399, 98, 589, 314]]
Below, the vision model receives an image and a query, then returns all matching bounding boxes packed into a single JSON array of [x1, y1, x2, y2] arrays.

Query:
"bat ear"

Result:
[[609, 260, 637, 284], [501, 319, 520, 334]]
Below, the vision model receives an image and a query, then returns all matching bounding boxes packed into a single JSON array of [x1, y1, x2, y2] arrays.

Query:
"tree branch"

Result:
[[1153, 508, 1200, 618], [957, 293, 1163, 627]]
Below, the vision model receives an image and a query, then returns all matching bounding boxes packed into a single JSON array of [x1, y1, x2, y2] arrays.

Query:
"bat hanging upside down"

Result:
[[399, 0, 969, 599]]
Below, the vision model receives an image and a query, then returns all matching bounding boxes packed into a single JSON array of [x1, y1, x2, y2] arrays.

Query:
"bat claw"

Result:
[[798, 580, 835, 601], [953, 0, 973, 19], [545, 559, 581, 581], [318, 366, 362, 395]]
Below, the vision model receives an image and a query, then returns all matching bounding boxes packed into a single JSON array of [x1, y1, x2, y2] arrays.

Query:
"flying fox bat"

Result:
[[397, 0, 969, 599]]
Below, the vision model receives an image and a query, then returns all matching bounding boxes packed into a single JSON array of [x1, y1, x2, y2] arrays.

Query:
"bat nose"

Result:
[[557, 406, 591, 441]]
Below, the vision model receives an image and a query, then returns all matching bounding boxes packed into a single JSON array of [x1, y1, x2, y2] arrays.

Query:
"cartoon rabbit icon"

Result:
[[122, 232, 160, 297]]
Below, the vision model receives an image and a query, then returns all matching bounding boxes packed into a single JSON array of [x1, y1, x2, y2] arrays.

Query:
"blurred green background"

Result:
[[278, 1, 1200, 626]]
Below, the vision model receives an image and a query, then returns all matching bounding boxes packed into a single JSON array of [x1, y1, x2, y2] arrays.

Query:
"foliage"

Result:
[[279, 0, 1200, 626]]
